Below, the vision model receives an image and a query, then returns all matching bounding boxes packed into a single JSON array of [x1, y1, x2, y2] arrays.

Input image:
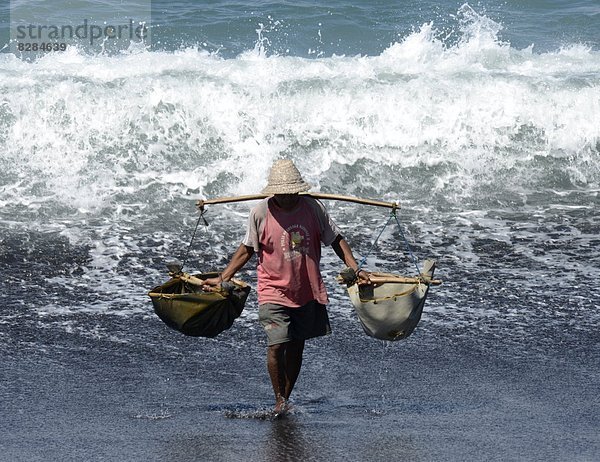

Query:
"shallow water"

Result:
[[2, 310, 598, 461]]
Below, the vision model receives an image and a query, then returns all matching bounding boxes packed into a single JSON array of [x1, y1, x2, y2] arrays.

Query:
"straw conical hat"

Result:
[[261, 159, 311, 194]]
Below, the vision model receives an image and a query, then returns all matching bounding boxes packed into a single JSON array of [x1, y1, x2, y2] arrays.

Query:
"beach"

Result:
[[1, 1, 599, 460]]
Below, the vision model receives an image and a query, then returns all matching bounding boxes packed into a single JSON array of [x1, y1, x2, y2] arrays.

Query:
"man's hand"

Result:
[[200, 275, 222, 292], [199, 244, 255, 292], [331, 236, 372, 285], [337, 267, 372, 286], [356, 269, 371, 286]]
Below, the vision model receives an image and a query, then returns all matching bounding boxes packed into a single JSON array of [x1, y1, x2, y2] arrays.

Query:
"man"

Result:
[[202, 159, 369, 414]]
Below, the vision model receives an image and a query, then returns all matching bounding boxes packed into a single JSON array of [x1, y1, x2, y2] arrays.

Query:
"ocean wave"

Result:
[[2, 8, 599, 216], [1, 6, 599, 326]]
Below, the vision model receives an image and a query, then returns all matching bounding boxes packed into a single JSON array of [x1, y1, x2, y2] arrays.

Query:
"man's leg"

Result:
[[284, 339, 305, 400], [266, 339, 305, 412], [267, 343, 287, 412]]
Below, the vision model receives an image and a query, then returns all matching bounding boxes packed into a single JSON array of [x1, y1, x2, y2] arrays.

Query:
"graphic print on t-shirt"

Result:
[[280, 224, 311, 261]]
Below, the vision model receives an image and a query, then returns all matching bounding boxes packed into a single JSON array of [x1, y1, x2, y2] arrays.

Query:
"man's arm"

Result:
[[331, 235, 371, 284], [221, 243, 255, 281], [202, 243, 255, 287]]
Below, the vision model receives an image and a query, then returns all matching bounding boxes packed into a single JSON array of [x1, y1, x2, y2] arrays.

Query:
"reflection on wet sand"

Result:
[[263, 417, 310, 462], [261, 413, 423, 462]]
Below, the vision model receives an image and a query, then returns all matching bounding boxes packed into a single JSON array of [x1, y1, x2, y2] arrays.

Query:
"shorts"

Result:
[[258, 300, 331, 346]]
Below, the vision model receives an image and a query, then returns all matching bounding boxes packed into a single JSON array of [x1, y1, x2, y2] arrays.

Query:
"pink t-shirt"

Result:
[[242, 197, 341, 307]]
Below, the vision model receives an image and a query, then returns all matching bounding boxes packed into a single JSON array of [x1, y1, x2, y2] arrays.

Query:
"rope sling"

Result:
[[336, 207, 439, 341], [356, 207, 421, 277], [148, 209, 251, 338]]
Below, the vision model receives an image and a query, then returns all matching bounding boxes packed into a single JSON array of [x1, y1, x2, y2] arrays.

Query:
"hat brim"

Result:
[[261, 181, 311, 195]]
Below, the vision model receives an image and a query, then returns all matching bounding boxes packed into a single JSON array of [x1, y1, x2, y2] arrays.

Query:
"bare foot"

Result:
[[273, 398, 287, 417]]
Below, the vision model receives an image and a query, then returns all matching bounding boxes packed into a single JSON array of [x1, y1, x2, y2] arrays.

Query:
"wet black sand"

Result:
[[2, 308, 598, 462]]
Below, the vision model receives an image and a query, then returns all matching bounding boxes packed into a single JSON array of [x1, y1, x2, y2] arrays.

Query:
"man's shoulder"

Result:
[[250, 198, 270, 220], [301, 196, 341, 241], [301, 196, 329, 216]]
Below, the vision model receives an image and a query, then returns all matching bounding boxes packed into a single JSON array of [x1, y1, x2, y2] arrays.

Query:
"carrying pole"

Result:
[[197, 193, 399, 211]]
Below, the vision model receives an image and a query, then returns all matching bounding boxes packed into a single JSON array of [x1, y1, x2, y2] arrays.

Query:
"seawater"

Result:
[[0, 2, 599, 461]]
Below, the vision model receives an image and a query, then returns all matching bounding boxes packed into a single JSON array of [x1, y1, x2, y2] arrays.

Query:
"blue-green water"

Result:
[[149, 0, 600, 56], [0, 1, 599, 461]]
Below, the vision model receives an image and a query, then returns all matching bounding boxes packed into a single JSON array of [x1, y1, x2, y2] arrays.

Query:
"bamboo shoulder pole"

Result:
[[306, 192, 398, 209], [196, 194, 268, 209], [196, 192, 398, 210]]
